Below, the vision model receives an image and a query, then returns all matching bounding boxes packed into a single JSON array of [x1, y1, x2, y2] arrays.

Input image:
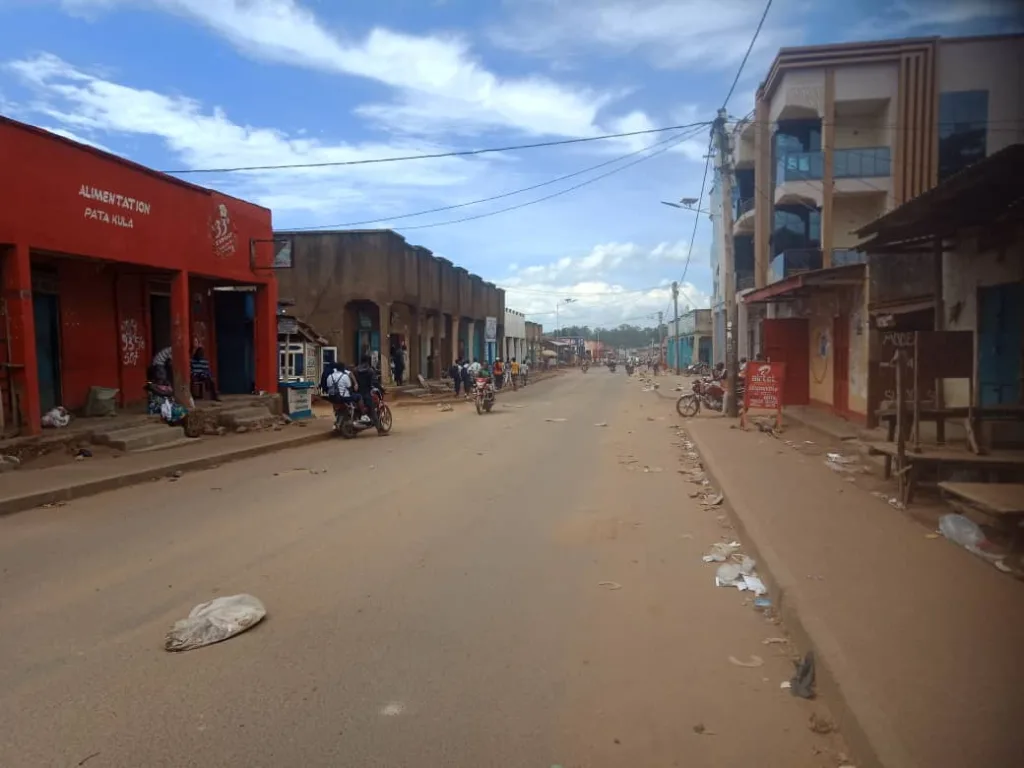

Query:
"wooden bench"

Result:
[[877, 404, 1024, 446], [938, 482, 1024, 556]]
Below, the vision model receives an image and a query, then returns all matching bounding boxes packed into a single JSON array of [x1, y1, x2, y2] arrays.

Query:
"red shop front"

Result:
[[0, 117, 279, 435]]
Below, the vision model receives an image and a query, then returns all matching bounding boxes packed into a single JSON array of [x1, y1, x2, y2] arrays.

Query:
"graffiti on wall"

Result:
[[211, 203, 238, 259], [193, 320, 208, 350], [120, 317, 145, 366]]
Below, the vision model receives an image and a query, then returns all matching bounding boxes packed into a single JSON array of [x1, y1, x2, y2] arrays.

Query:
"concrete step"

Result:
[[92, 423, 186, 452], [216, 406, 278, 429]]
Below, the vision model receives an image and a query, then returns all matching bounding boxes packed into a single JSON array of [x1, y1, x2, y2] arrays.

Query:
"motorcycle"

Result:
[[625, 363, 634, 376], [334, 385, 393, 438], [474, 376, 496, 414], [676, 376, 746, 417], [608, 361, 617, 373]]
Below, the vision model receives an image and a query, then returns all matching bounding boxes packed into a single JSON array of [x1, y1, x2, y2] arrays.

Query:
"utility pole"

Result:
[[657, 311, 665, 369], [714, 107, 740, 417], [672, 281, 681, 375]]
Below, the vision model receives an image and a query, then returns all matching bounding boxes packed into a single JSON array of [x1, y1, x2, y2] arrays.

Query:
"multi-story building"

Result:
[[503, 308, 526, 362], [715, 33, 1024, 424], [667, 309, 713, 370]]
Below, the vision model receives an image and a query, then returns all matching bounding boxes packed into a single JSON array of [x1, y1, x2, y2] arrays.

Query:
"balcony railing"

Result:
[[777, 147, 892, 182], [734, 196, 755, 219], [736, 272, 755, 291], [776, 151, 823, 182], [831, 248, 867, 266], [834, 146, 891, 178], [769, 248, 823, 283]]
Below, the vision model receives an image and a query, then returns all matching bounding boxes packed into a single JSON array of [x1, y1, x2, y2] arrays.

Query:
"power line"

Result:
[[162, 121, 711, 175], [722, 0, 774, 109], [286, 126, 706, 231], [391, 129, 702, 232]]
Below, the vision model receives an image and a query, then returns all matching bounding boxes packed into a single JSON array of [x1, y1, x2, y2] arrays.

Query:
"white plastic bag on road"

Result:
[[164, 594, 267, 652]]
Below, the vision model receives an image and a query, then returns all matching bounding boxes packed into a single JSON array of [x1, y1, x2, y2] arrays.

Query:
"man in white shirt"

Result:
[[326, 363, 354, 401], [469, 359, 482, 376]]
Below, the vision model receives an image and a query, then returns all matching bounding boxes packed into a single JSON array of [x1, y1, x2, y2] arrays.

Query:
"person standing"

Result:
[[493, 357, 504, 390], [190, 347, 220, 401], [450, 359, 462, 397]]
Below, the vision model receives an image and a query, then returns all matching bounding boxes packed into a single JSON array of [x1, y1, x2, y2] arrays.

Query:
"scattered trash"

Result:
[[780, 681, 792, 690], [164, 594, 267, 652], [702, 541, 741, 562], [42, 406, 71, 428], [679, 533, 694, 540], [939, 513, 1003, 563], [692, 722, 715, 735], [825, 452, 866, 474], [643, 466, 663, 473], [762, 637, 788, 646], [597, 581, 622, 591], [593, 422, 608, 427], [808, 713, 834, 735], [753, 596, 773, 611], [728, 654, 764, 668], [437, 403, 454, 412], [545, 418, 567, 423], [924, 532, 941, 539], [702, 493, 724, 507], [789, 651, 816, 699]]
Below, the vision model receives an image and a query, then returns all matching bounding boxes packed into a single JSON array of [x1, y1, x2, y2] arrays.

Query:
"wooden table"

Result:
[[938, 482, 1024, 555], [866, 443, 1024, 506]]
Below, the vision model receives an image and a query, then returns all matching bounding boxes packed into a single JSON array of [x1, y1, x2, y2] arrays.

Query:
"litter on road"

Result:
[[728, 654, 765, 668], [597, 581, 623, 590], [164, 594, 267, 652]]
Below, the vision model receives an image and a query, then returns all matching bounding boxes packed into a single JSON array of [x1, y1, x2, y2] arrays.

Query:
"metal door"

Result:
[[978, 283, 1023, 406], [763, 318, 809, 405], [33, 293, 61, 413]]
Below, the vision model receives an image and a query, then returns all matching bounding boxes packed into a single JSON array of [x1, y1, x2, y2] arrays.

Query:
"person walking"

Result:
[[461, 359, 473, 398], [450, 359, 462, 397]]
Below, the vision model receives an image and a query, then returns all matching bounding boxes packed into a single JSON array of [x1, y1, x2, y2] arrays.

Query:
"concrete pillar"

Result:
[[431, 314, 442, 377], [255, 280, 279, 394], [466, 320, 475, 363], [449, 315, 458, 364], [170, 270, 191, 405], [410, 306, 421, 381], [3, 243, 40, 434], [379, 301, 392, 385]]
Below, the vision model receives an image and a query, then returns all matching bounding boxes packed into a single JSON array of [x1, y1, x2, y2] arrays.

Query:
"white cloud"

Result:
[[59, 0, 640, 140], [499, 240, 710, 328], [38, 125, 115, 153], [6, 53, 492, 215], [489, 0, 802, 75]]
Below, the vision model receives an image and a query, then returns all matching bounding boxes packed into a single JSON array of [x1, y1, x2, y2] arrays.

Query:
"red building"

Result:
[[0, 117, 279, 436]]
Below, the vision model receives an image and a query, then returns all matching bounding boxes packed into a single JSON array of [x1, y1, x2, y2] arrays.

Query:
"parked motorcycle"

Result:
[[334, 386, 393, 438], [474, 376, 496, 414], [676, 376, 745, 417]]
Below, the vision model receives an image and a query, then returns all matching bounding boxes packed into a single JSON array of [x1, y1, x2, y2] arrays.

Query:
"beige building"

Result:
[[723, 33, 1024, 424]]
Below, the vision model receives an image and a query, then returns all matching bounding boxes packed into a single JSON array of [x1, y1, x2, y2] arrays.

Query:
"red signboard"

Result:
[[741, 361, 786, 429]]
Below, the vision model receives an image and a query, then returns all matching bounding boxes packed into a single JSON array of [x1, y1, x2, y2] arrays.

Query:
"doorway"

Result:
[[149, 292, 171, 355], [763, 317, 810, 405], [833, 315, 850, 415], [214, 291, 255, 394], [978, 282, 1023, 406], [33, 292, 62, 413]]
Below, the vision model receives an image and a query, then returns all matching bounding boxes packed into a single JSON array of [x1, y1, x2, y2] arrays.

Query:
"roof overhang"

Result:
[[742, 264, 866, 304]]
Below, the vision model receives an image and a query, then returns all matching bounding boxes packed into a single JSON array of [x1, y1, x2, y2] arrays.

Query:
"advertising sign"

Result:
[[740, 361, 785, 429], [485, 316, 497, 342]]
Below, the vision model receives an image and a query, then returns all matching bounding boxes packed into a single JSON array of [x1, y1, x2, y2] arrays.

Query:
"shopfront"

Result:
[[0, 117, 279, 435]]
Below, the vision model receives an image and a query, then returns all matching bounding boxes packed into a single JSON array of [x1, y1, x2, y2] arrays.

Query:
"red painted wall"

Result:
[[0, 118, 272, 282]]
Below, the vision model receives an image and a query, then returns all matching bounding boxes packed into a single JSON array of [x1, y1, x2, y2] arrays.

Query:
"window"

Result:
[[278, 342, 305, 380], [938, 90, 988, 180], [772, 207, 821, 256]]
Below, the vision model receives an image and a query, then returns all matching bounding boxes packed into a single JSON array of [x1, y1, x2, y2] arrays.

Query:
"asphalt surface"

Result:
[[0, 370, 844, 767]]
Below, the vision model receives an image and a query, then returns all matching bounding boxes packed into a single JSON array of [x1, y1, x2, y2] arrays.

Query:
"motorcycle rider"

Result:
[[354, 354, 387, 435], [325, 363, 357, 426]]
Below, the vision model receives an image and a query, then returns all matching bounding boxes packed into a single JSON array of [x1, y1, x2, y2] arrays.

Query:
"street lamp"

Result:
[[661, 198, 713, 216], [555, 297, 576, 337]]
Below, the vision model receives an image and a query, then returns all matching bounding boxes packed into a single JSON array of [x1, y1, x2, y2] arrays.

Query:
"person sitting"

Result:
[[325, 363, 357, 409], [354, 355, 386, 434], [190, 347, 220, 401]]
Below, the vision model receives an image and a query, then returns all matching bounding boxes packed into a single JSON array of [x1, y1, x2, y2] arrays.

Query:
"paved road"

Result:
[[0, 371, 844, 767]]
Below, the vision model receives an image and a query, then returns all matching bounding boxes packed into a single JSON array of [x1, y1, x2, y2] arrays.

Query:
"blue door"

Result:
[[214, 292, 255, 394], [978, 283, 1023, 406], [33, 293, 61, 413]]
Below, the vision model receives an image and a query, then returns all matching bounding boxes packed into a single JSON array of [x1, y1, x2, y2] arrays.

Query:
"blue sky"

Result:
[[1, 0, 1019, 327]]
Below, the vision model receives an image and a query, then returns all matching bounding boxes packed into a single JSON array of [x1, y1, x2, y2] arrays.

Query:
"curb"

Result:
[[0, 429, 334, 518], [685, 419, 891, 768]]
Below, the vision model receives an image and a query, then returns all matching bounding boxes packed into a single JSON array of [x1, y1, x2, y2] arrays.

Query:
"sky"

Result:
[[0, 0, 1020, 329]]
